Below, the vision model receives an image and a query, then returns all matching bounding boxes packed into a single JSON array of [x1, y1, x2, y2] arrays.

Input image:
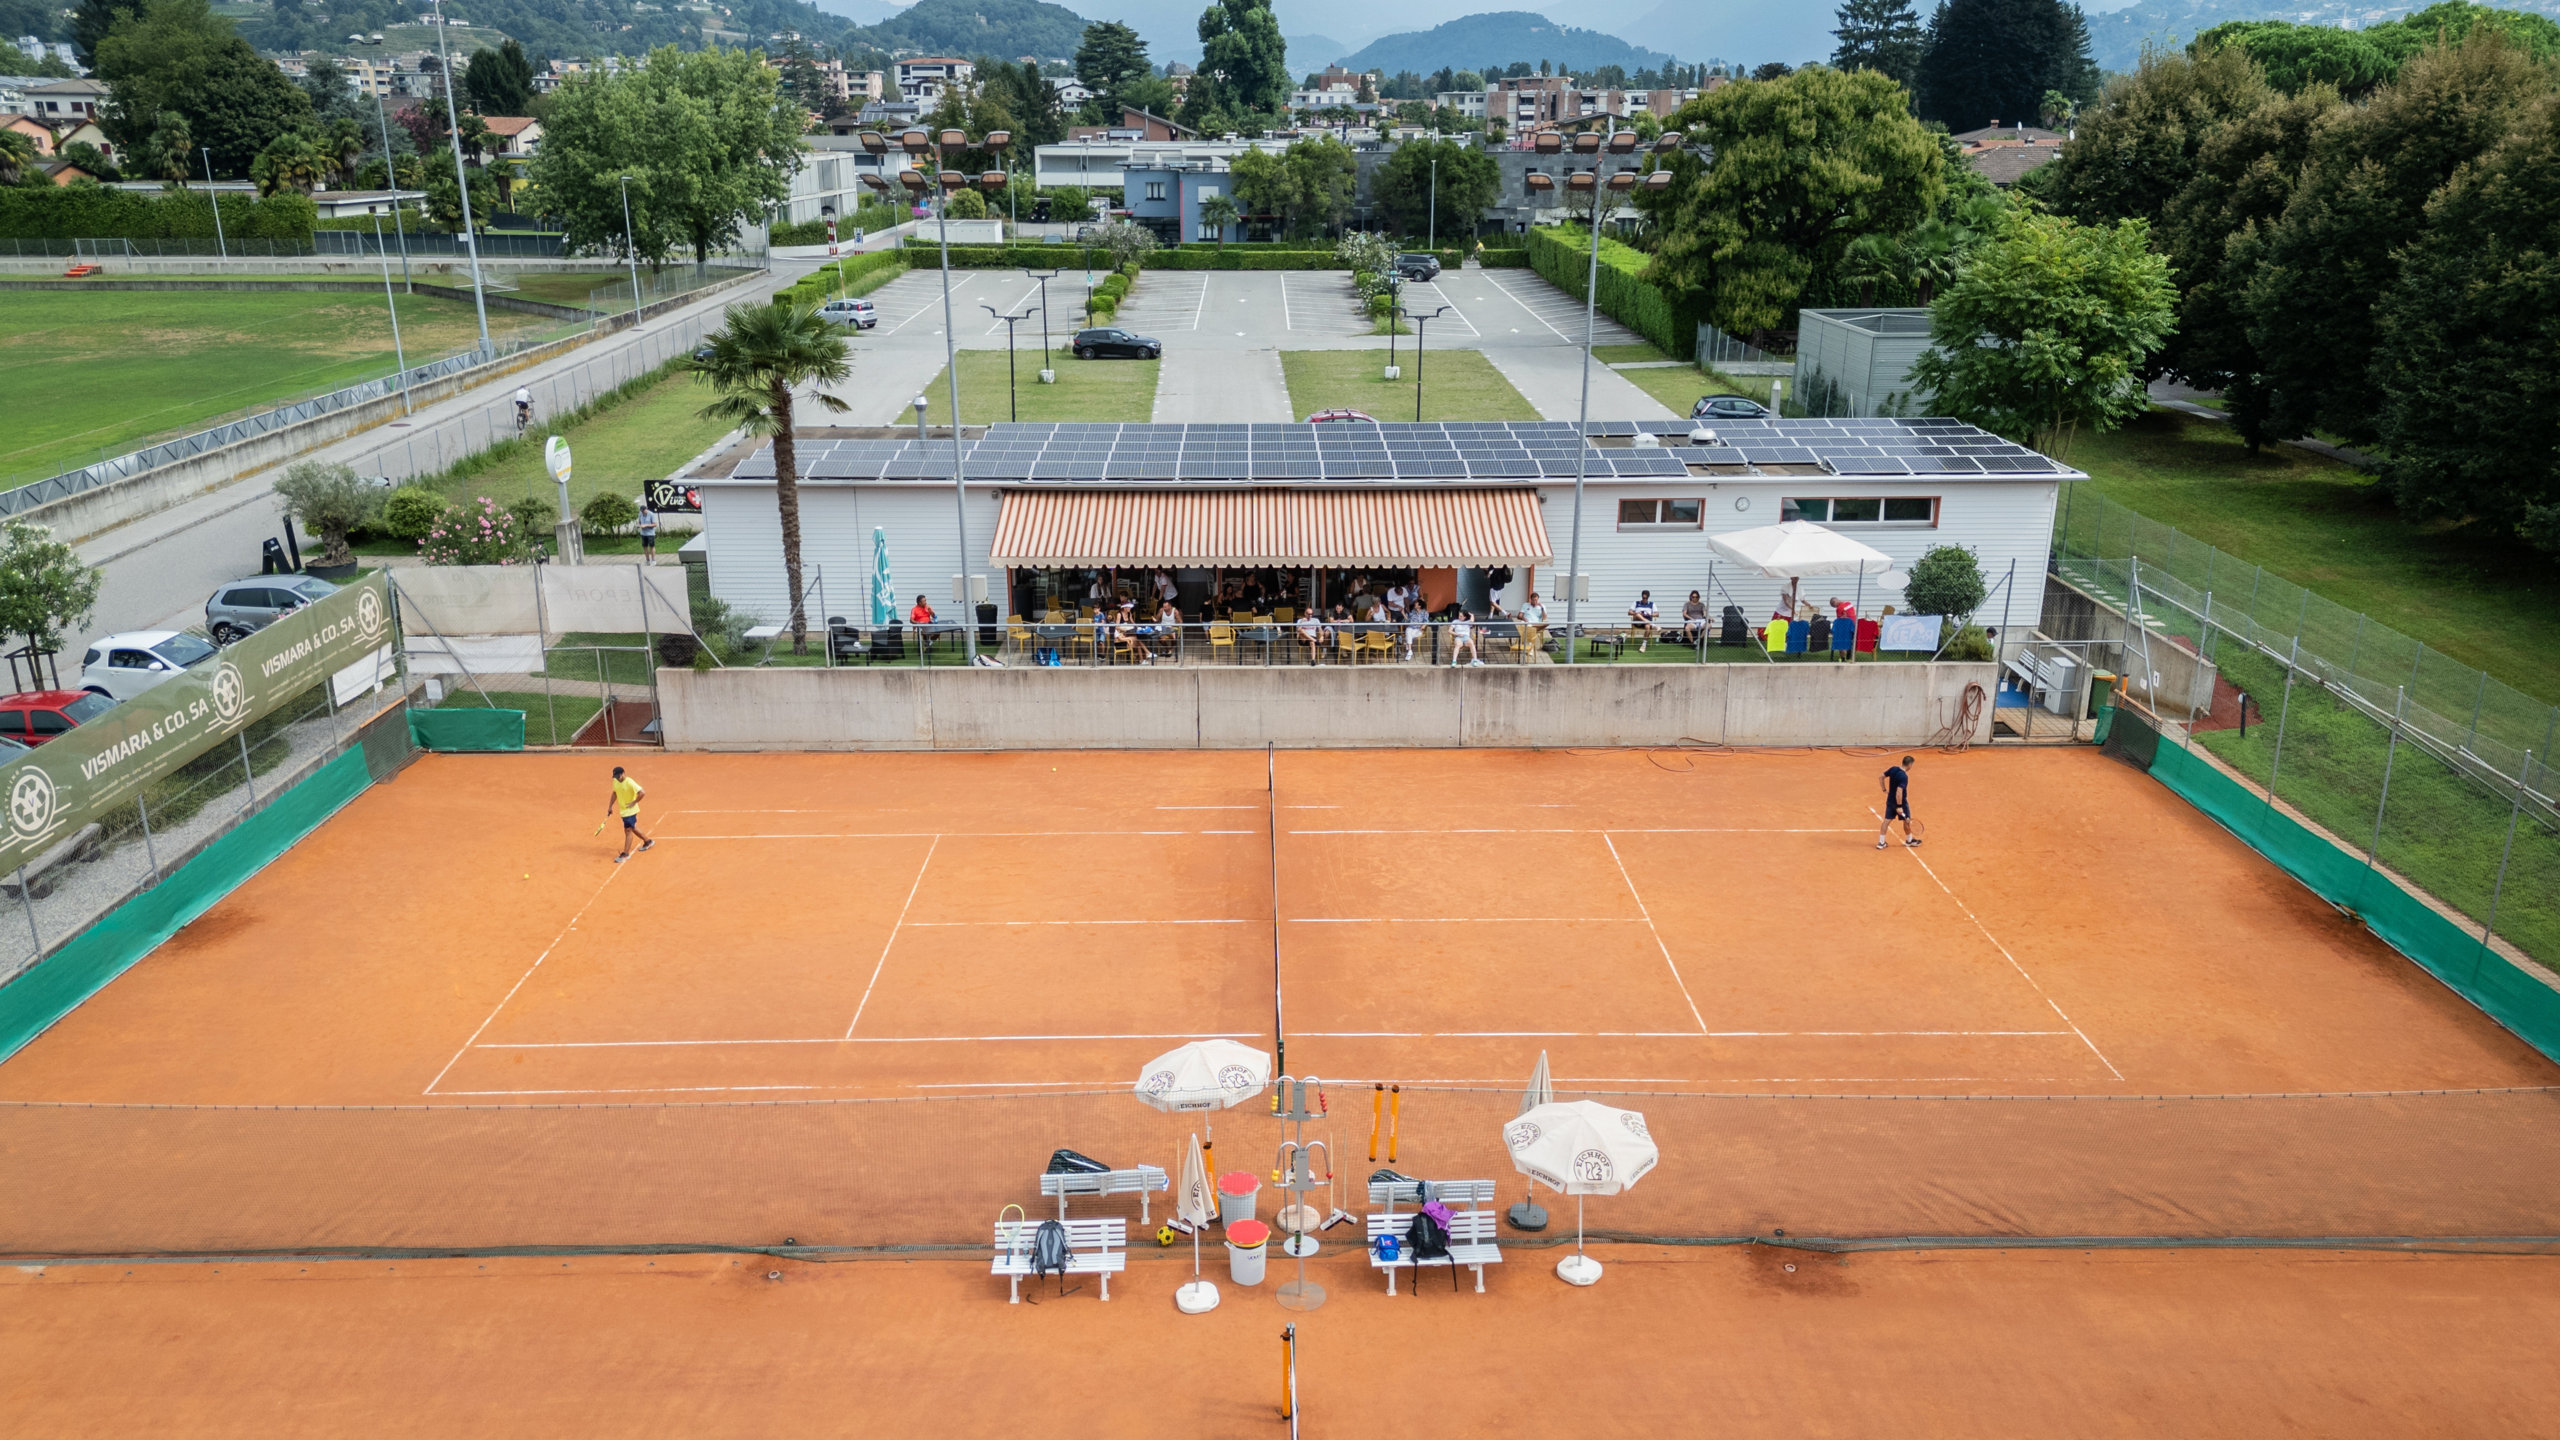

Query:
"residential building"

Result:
[[1951, 123, 2065, 188], [813, 59, 883, 104], [1034, 134, 1281, 201], [50, 118, 114, 164], [307, 187, 428, 219], [1119, 154, 1254, 244], [1289, 81, 1358, 111], [692, 419, 2081, 636], [3, 112, 52, 155], [1049, 75, 1093, 108], [894, 56, 972, 103], [479, 115, 541, 159], [778, 134, 924, 226], [40, 157, 95, 184], [23, 78, 105, 124], [1434, 90, 1485, 119], [1063, 107, 1196, 144], [1484, 74, 1577, 128], [14, 37, 78, 71]]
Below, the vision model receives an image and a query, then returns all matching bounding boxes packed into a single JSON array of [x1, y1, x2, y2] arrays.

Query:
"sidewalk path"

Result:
[[1480, 345, 1679, 422], [1154, 349, 1292, 423]]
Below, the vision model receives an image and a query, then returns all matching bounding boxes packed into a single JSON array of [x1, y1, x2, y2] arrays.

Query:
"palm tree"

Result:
[[1841, 232, 1900, 308], [1198, 192, 1240, 249], [322, 117, 367, 189], [0, 129, 35, 187], [691, 303, 852, 654]]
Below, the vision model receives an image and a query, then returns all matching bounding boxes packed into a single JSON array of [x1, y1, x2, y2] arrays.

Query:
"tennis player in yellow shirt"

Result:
[[606, 765, 655, 863]]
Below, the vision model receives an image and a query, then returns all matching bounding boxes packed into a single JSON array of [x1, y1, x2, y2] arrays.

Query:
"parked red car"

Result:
[[0, 689, 115, 745]]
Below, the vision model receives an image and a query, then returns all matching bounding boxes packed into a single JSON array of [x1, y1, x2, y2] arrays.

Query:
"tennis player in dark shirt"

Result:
[[1876, 755, 1919, 850]]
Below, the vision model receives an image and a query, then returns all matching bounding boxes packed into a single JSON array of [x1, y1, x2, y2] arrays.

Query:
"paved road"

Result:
[[66, 262, 811, 664]]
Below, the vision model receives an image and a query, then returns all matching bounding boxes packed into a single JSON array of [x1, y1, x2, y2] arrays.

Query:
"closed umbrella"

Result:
[[1504, 1099, 1659, 1286], [1173, 1132, 1219, 1314], [1506, 1050, 1555, 1231], [870, 526, 895, 626], [1135, 1038, 1271, 1183]]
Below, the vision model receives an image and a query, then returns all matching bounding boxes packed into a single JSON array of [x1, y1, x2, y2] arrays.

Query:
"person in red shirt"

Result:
[[909, 595, 935, 624], [1830, 595, 1858, 619]]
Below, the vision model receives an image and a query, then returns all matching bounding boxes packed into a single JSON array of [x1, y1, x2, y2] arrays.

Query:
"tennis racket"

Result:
[[592, 818, 609, 836]]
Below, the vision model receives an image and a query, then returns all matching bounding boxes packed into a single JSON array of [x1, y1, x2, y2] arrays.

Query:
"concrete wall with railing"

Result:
[[654, 662, 1999, 751]]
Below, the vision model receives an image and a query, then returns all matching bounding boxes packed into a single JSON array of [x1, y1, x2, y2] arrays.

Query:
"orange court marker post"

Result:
[[1278, 1325, 1294, 1420], [1387, 1084, 1401, 1164], [1367, 1083, 1383, 1161]]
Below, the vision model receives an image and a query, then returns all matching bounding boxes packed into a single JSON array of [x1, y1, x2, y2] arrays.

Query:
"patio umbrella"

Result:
[[1135, 1038, 1271, 1179], [870, 526, 894, 627], [1506, 1051, 1555, 1231], [1707, 520, 1892, 621], [1173, 1132, 1219, 1314], [1504, 1099, 1659, 1286]]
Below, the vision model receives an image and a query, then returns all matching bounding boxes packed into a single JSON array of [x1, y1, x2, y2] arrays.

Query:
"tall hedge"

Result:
[[772, 248, 910, 307], [0, 187, 317, 242], [1525, 224, 1703, 359]]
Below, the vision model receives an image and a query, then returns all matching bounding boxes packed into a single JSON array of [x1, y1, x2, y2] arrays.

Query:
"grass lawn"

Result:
[[2068, 409, 2560, 706], [414, 367, 733, 513], [1278, 349, 1539, 421], [0, 287, 551, 484], [496, 272, 639, 308], [916, 350, 1160, 425], [440, 688, 604, 747], [1610, 362, 1758, 417]]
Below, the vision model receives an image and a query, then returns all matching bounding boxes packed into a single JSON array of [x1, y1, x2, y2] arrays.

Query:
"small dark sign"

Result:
[[643, 480, 702, 513]]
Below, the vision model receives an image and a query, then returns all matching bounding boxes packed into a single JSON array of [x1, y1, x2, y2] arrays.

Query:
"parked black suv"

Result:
[[1394, 252, 1442, 281], [1073, 327, 1162, 359]]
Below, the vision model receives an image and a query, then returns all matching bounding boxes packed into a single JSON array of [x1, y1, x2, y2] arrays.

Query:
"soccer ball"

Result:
[[1155, 1224, 1179, 1247]]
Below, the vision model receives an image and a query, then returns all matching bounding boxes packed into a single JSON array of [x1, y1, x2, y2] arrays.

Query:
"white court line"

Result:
[[1602, 831, 1709, 1033], [915, 1080, 1125, 1089], [1285, 827, 1872, 836], [1875, 809, 2125, 1080], [844, 834, 939, 1039], [1286, 916, 1645, 924], [661, 830, 1264, 840], [432, 1085, 825, 1096], [1157, 805, 1261, 809], [422, 864, 626, 1095], [1297, 1031, 1707, 1039], [478, 1031, 1259, 1049]]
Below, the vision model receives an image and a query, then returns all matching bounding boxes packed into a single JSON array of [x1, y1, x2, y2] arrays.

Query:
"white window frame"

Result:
[[1144, 180, 1167, 202], [1615, 497, 1705, 530], [1781, 496, 1940, 526]]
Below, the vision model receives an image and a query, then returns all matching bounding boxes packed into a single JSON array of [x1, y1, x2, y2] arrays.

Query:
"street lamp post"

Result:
[[1427, 147, 1439, 253], [372, 215, 409, 414], [1023, 267, 1061, 383], [201, 149, 226, 260], [616, 174, 643, 316], [861, 124, 1013, 665], [428, 0, 493, 358], [1384, 274, 1402, 379], [1529, 128, 1680, 662], [980, 302, 1036, 421], [371, 83, 410, 286], [1406, 305, 1450, 422]]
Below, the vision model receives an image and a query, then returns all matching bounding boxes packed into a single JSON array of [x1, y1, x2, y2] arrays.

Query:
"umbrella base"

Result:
[[1174, 1280, 1221, 1314], [1507, 1201, 1549, 1231], [1276, 1279, 1326, 1311], [1556, 1254, 1603, 1287], [1280, 1233, 1320, 1259]]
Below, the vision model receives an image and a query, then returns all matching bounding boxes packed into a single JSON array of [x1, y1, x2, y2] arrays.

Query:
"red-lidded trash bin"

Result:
[[1217, 1170, 1259, 1226], [1225, 1218, 1269, 1285]]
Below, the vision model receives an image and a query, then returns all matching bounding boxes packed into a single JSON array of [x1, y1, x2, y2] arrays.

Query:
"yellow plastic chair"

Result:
[[1274, 607, 1295, 625], [1208, 621, 1237, 663]]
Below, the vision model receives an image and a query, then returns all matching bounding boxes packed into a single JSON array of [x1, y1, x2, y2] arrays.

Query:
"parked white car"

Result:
[[78, 630, 221, 703]]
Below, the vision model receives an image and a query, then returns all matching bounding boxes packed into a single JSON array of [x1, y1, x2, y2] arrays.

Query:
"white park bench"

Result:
[[991, 1216, 1126, 1303], [1038, 1164, 1169, 1223], [1364, 1179, 1503, 1295]]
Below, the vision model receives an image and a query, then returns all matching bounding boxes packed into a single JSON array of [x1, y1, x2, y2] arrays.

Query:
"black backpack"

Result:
[[1403, 1209, 1458, 1293], [1045, 1149, 1111, 1175], [1031, 1218, 1072, 1279]]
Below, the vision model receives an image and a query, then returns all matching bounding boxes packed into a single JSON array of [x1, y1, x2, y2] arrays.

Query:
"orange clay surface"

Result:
[[3, 746, 2558, 1255], [6, 1245, 2560, 1439]]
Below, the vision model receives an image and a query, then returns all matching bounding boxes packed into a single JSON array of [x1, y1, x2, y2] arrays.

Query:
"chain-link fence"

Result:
[[2053, 490, 2560, 984], [0, 671, 410, 986], [392, 566, 696, 749]]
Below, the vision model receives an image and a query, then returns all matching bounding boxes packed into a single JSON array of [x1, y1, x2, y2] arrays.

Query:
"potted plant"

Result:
[[270, 460, 381, 579]]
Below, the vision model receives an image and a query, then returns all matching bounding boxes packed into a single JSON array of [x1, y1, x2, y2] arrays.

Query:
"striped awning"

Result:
[[988, 489, 1552, 568]]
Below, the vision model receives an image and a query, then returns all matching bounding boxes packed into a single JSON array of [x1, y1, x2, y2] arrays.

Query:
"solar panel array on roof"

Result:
[[730, 420, 2071, 482]]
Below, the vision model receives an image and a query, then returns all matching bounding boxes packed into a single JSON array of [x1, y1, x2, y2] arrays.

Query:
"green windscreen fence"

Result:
[[2119, 712, 2560, 1064], [409, 708, 526, 752], [0, 746, 377, 1063]]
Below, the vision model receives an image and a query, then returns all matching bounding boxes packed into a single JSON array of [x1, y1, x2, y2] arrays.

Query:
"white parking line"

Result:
[[1482, 271, 1573, 342], [1189, 273, 1208, 331], [1281, 272, 1294, 330], [1407, 279, 1480, 336]]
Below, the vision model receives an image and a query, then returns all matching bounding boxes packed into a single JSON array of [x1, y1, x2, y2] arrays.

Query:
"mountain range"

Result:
[[2083, 0, 2560, 71], [837, 0, 1088, 63], [1339, 11, 1673, 76]]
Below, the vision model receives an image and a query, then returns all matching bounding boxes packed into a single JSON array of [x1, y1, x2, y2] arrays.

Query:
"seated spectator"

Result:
[[1516, 590, 1549, 654], [1402, 603, 1427, 661], [1117, 599, 1153, 664], [1450, 608, 1482, 667], [909, 595, 937, 625], [1296, 608, 1327, 662], [1628, 590, 1660, 651], [1682, 590, 1709, 646]]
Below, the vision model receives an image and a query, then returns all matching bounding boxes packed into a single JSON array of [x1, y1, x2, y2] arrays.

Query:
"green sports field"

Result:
[[0, 287, 552, 487]]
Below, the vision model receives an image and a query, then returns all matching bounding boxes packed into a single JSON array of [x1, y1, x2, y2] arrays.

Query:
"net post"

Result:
[[533, 564, 556, 745]]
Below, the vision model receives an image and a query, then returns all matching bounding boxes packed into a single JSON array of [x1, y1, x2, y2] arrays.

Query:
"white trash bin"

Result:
[[1225, 1219, 1269, 1286]]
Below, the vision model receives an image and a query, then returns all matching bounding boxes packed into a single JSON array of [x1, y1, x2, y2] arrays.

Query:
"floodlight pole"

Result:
[[1408, 305, 1450, 422], [202, 148, 226, 260], [981, 303, 1035, 421], [373, 215, 410, 414], [430, 0, 494, 358], [1562, 190, 1602, 664], [617, 174, 642, 316], [1427, 147, 1438, 252]]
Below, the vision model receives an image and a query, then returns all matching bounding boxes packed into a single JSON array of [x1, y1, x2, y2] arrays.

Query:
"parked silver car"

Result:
[[78, 630, 221, 703], [816, 298, 878, 329], [206, 575, 338, 644]]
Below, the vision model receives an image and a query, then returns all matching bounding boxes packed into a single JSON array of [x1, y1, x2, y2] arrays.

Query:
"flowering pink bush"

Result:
[[420, 497, 526, 566]]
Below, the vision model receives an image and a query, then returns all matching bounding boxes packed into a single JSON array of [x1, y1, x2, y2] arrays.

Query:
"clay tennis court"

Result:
[[2, 745, 2556, 1257]]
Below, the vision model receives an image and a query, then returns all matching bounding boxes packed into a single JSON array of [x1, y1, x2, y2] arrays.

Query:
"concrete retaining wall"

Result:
[[655, 662, 2000, 751]]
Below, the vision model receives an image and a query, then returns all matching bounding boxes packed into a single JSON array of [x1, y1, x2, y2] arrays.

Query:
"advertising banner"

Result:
[[0, 573, 393, 872]]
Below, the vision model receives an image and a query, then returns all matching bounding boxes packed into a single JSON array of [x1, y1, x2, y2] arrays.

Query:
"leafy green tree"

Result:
[[0, 520, 102, 663], [1091, 218, 1157, 269], [1192, 0, 1290, 120], [299, 55, 373, 128], [70, 0, 143, 67], [2193, 21, 2393, 97], [2369, 92, 2560, 553], [1366, 137, 1498, 242], [96, 0, 314, 177], [580, 491, 639, 536], [1230, 133, 1357, 239], [1903, 543, 1986, 620], [1652, 67, 1945, 335], [532, 45, 805, 266], [269, 461, 379, 569], [249, 129, 324, 194], [1914, 0, 2100, 133], [2041, 45, 2267, 229], [942, 186, 988, 220], [1833, 0, 1926, 89], [2364, 1, 2560, 67], [919, 79, 1016, 175], [463, 38, 538, 116], [422, 157, 492, 231], [1074, 20, 1153, 121], [2239, 32, 2548, 449], [2150, 83, 2338, 397], [691, 303, 852, 652], [1908, 209, 2174, 460], [0, 129, 37, 187]]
